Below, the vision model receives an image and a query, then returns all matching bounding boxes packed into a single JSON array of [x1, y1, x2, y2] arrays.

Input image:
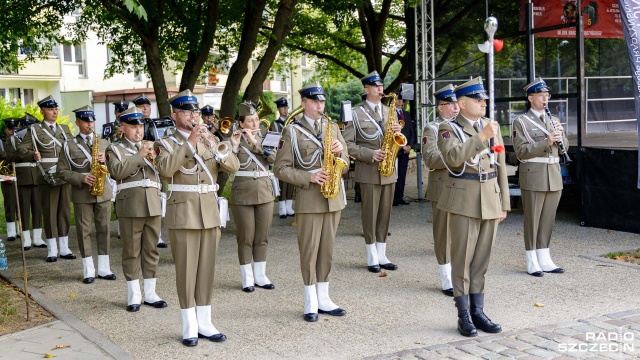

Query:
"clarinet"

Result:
[[545, 105, 571, 163]]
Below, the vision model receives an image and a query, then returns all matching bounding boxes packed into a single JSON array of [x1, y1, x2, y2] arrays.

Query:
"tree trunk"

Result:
[[244, 0, 298, 103], [219, 0, 267, 118], [143, 38, 171, 117], [179, 0, 220, 91]]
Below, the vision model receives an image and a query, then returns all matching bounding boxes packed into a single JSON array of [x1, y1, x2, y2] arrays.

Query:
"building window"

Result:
[[106, 47, 113, 64], [301, 54, 307, 67], [23, 89, 34, 104], [62, 43, 87, 78]]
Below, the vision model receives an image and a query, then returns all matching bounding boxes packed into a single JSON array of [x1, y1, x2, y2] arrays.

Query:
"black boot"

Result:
[[453, 295, 477, 337], [469, 293, 502, 333]]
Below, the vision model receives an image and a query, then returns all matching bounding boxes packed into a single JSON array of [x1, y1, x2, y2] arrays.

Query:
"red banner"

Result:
[[519, 0, 623, 38]]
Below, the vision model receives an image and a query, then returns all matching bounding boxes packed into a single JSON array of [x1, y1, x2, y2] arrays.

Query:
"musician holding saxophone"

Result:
[[343, 71, 401, 273], [274, 83, 349, 322], [513, 78, 568, 277], [58, 106, 116, 284]]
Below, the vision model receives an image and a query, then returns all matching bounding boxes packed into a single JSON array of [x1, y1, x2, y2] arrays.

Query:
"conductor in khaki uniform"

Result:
[[437, 77, 510, 337], [343, 71, 400, 273], [422, 84, 459, 297], [271, 97, 295, 218], [10, 115, 45, 250], [106, 106, 167, 312], [1, 118, 21, 242], [155, 90, 240, 347], [274, 83, 349, 322], [513, 78, 567, 277], [58, 106, 116, 284], [230, 101, 277, 292], [18, 95, 75, 262]]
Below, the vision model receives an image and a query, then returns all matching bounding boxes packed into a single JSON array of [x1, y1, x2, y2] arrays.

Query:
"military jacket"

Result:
[[58, 134, 114, 204], [230, 134, 276, 206], [422, 119, 449, 202], [436, 114, 510, 219], [270, 118, 286, 133], [106, 138, 162, 218], [343, 102, 398, 185], [3, 136, 38, 185], [512, 109, 568, 192], [155, 131, 239, 230], [274, 117, 349, 213], [18, 122, 73, 185]]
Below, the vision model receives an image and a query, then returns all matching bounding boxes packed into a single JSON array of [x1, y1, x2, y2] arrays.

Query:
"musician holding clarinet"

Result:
[[512, 78, 569, 277]]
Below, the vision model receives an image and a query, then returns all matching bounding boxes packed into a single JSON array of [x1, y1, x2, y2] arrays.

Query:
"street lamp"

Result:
[[557, 40, 569, 121]]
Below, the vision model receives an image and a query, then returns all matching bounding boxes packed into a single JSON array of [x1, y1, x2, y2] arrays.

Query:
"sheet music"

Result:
[[262, 131, 281, 147]]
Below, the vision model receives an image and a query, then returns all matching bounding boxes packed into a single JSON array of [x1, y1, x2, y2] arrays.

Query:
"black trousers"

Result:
[[393, 154, 409, 203]]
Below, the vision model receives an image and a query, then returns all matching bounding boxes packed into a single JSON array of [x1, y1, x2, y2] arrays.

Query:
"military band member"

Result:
[[513, 78, 568, 277], [155, 89, 240, 346], [271, 97, 295, 218], [11, 115, 45, 250], [200, 105, 220, 141], [437, 77, 510, 337], [1, 118, 20, 242], [343, 71, 400, 273], [422, 84, 459, 297], [231, 101, 277, 292], [58, 106, 116, 284], [18, 96, 75, 262], [392, 89, 416, 206], [106, 106, 167, 312], [274, 83, 349, 322], [353, 93, 368, 204], [103, 101, 128, 143]]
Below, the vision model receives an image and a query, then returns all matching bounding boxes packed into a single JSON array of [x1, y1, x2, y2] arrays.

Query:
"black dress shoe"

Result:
[[16, 234, 20, 238], [367, 265, 381, 273], [157, 242, 168, 248], [143, 300, 167, 308], [442, 288, 454, 297], [7, 236, 15, 242], [46, 256, 57, 262], [255, 283, 275, 290], [33, 244, 47, 248], [198, 333, 227, 342], [354, 193, 362, 203], [98, 274, 117, 280], [399, 200, 410, 205], [392, 202, 399, 207], [242, 286, 255, 293], [303, 313, 318, 322], [23, 247, 31, 251], [127, 304, 140, 312], [83, 277, 94, 284], [380, 263, 398, 271], [544, 267, 565, 274], [279, 215, 287, 219], [528, 271, 544, 277], [458, 313, 478, 337], [182, 338, 198, 347], [60, 253, 77, 260], [287, 213, 295, 217], [318, 308, 346, 316]]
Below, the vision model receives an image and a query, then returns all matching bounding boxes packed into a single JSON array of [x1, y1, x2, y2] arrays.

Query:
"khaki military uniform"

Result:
[[343, 103, 397, 246], [513, 109, 568, 251], [273, 118, 349, 285], [422, 120, 450, 266], [18, 122, 73, 248], [1, 138, 19, 224], [271, 118, 295, 201], [58, 135, 113, 259], [155, 132, 239, 309], [230, 135, 276, 265], [6, 135, 43, 242], [106, 139, 162, 281], [437, 115, 510, 296]]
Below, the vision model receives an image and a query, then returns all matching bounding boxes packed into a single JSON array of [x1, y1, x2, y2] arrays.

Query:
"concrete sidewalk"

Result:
[[1, 171, 640, 359]]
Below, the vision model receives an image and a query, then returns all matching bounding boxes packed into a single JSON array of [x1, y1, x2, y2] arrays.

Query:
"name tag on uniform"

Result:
[[301, 138, 314, 141]]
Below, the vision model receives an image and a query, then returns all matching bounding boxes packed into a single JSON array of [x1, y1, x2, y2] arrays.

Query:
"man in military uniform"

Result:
[[200, 105, 219, 140], [106, 106, 167, 312], [103, 101, 128, 143], [155, 90, 239, 346], [58, 106, 116, 284], [274, 83, 349, 322], [18, 96, 75, 262], [271, 97, 295, 218], [437, 77, 510, 337], [392, 88, 415, 206], [343, 71, 400, 273], [10, 115, 45, 250], [423, 84, 459, 296], [1, 118, 20, 242], [513, 78, 567, 277]]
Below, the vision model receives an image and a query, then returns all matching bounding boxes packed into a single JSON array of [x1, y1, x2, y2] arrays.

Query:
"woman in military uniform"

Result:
[[230, 101, 277, 292]]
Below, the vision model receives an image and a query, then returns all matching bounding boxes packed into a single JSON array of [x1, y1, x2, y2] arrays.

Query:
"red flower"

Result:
[[491, 144, 505, 153]]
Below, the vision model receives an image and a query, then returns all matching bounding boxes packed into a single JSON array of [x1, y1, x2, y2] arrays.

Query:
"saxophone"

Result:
[[378, 93, 408, 177], [320, 114, 348, 199], [89, 132, 108, 196]]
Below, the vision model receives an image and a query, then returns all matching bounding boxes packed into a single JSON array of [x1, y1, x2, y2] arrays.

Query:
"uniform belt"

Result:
[[40, 158, 58, 163], [449, 171, 497, 182], [15, 163, 36, 168], [526, 156, 560, 164], [235, 170, 271, 178], [168, 184, 219, 194], [117, 179, 161, 191]]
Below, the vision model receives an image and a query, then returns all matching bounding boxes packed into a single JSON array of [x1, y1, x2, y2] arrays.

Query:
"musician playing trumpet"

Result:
[[58, 106, 116, 284], [512, 78, 568, 277]]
